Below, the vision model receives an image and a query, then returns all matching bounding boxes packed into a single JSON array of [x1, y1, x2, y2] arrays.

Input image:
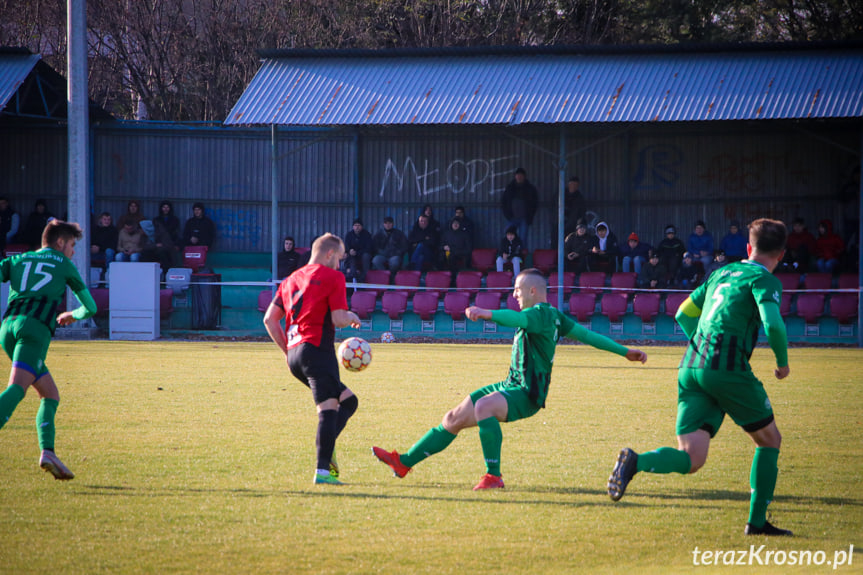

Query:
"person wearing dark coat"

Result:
[[342, 219, 374, 281], [656, 224, 686, 283], [501, 167, 539, 248], [563, 223, 593, 274], [20, 199, 54, 250], [372, 217, 409, 274], [588, 221, 619, 274], [90, 211, 119, 267], [407, 214, 439, 271], [439, 218, 472, 273], [563, 176, 586, 238], [638, 251, 667, 289], [183, 202, 216, 248], [277, 236, 302, 280], [496, 226, 524, 275], [0, 197, 20, 252]]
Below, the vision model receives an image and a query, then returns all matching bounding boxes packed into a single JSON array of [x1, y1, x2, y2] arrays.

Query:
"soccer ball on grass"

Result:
[[380, 332, 396, 343], [338, 337, 372, 372]]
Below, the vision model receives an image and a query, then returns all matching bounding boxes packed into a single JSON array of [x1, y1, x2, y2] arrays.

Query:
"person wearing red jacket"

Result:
[[815, 219, 844, 274]]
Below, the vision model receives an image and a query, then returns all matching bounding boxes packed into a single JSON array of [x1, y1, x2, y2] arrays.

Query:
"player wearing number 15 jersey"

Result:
[[263, 233, 361, 485], [0, 220, 96, 480], [608, 218, 793, 536]]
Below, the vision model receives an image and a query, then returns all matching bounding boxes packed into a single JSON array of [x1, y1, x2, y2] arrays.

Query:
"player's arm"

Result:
[[466, 307, 524, 325], [332, 308, 361, 329], [564, 322, 647, 363], [56, 289, 98, 326], [674, 297, 702, 339], [758, 299, 790, 379], [263, 299, 287, 355]]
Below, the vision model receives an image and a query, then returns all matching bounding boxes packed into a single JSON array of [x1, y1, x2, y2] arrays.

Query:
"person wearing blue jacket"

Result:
[[688, 220, 714, 270], [720, 220, 748, 262]]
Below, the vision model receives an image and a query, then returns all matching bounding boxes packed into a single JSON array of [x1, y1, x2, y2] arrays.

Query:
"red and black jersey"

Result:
[[273, 264, 348, 350]]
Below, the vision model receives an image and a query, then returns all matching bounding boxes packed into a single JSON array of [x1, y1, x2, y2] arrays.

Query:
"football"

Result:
[[338, 337, 372, 372], [380, 331, 396, 343]]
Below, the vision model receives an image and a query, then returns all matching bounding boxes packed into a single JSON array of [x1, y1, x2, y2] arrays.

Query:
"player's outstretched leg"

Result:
[[372, 424, 457, 478], [607, 447, 639, 501], [744, 446, 790, 536], [0, 384, 26, 429], [473, 474, 504, 490]]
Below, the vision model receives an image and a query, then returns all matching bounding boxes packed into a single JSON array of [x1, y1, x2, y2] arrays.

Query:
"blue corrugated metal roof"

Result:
[[0, 52, 40, 112], [226, 46, 863, 126]]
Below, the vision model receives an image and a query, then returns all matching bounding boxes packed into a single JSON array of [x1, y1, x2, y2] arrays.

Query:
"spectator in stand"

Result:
[[638, 251, 667, 289], [420, 204, 441, 235], [115, 220, 145, 262], [674, 252, 700, 289], [278, 236, 302, 280], [90, 211, 118, 268], [0, 197, 20, 252], [657, 224, 686, 283], [141, 217, 178, 277], [563, 223, 592, 274], [342, 219, 374, 282], [563, 176, 586, 238], [688, 220, 714, 271], [116, 200, 145, 231], [183, 202, 216, 248], [781, 217, 816, 272], [815, 219, 844, 274], [496, 226, 523, 276], [153, 200, 182, 250], [619, 232, 652, 274], [589, 222, 619, 274], [720, 220, 748, 262], [372, 216, 409, 276], [453, 206, 475, 244], [439, 217, 472, 273], [704, 250, 729, 280], [408, 214, 439, 271], [20, 199, 54, 250], [501, 167, 539, 249]]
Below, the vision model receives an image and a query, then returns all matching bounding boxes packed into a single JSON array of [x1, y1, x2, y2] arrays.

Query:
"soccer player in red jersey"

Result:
[[263, 233, 361, 485]]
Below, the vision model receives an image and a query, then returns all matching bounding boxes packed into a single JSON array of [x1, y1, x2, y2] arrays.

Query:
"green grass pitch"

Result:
[[0, 341, 861, 574]]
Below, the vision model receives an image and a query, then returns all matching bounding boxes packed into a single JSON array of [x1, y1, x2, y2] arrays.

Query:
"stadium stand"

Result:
[[443, 291, 471, 320], [568, 292, 596, 322], [382, 291, 408, 319], [632, 293, 661, 323], [349, 291, 377, 319], [455, 270, 483, 296], [475, 291, 503, 311], [577, 271, 606, 294], [664, 292, 689, 317], [532, 249, 557, 275], [363, 269, 391, 297], [601, 293, 629, 322], [470, 248, 497, 272], [412, 291, 440, 320], [424, 271, 452, 297], [182, 246, 208, 271]]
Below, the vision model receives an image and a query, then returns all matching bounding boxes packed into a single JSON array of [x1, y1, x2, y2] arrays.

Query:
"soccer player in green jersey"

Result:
[[607, 218, 792, 536], [0, 220, 96, 480], [373, 268, 647, 490]]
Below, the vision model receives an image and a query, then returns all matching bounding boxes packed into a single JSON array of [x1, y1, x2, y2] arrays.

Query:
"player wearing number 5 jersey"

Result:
[[608, 218, 793, 536], [373, 268, 647, 490], [0, 220, 96, 480], [263, 233, 361, 485]]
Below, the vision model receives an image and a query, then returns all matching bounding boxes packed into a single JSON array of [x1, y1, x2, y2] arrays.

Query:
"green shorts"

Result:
[[470, 381, 540, 423], [676, 367, 774, 437], [0, 316, 52, 378]]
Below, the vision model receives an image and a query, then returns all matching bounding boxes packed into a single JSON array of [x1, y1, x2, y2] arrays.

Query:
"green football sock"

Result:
[[36, 398, 59, 451], [748, 446, 779, 528], [0, 384, 26, 430], [636, 447, 692, 474], [477, 417, 502, 476], [401, 424, 457, 468]]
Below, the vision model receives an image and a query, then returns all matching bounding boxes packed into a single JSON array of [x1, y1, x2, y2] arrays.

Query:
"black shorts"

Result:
[[288, 342, 346, 405]]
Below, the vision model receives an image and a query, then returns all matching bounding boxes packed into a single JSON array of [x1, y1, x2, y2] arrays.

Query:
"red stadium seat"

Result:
[[257, 289, 274, 313], [3, 243, 29, 256], [363, 269, 391, 296], [182, 246, 208, 271], [470, 248, 497, 272], [795, 293, 825, 323], [475, 291, 503, 311], [159, 289, 174, 319], [456, 270, 483, 295], [548, 272, 575, 296], [485, 271, 513, 297], [664, 292, 689, 317], [443, 291, 471, 320], [412, 292, 440, 320], [349, 290, 377, 319], [506, 293, 521, 312], [91, 287, 110, 317], [779, 293, 793, 317], [803, 273, 832, 290], [632, 293, 661, 322], [381, 291, 408, 320], [611, 272, 637, 295], [829, 294, 858, 324], [568, 293, 596, 322], [394, 270, 421, 290], [774, 273, 801, 293], [424, 271, 452, 297], [601, 293, 629, 322], [838, 274, 858, 290], [294, 246, 310, 256], [532, 250, 557, 275], [577, 271, 606, 294]]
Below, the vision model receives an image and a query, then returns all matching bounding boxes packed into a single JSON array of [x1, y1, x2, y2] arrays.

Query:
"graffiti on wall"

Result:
[[379, 155, 519, 198]]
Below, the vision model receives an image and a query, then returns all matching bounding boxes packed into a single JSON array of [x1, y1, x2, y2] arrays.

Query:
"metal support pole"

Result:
[[557, 127, 566, 310], [857, 124, 863, 347], [271, 124, 279, 291]]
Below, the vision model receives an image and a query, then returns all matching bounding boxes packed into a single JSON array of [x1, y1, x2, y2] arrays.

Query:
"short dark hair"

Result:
[[383, 216, 394, 223], [455, 206, 465, 212], [749, 218, 787, 255], [193, 202, 205, 211], [515, 167, 526, 175], [284, 235, 294, 243], [42, 220, 82, 248]]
